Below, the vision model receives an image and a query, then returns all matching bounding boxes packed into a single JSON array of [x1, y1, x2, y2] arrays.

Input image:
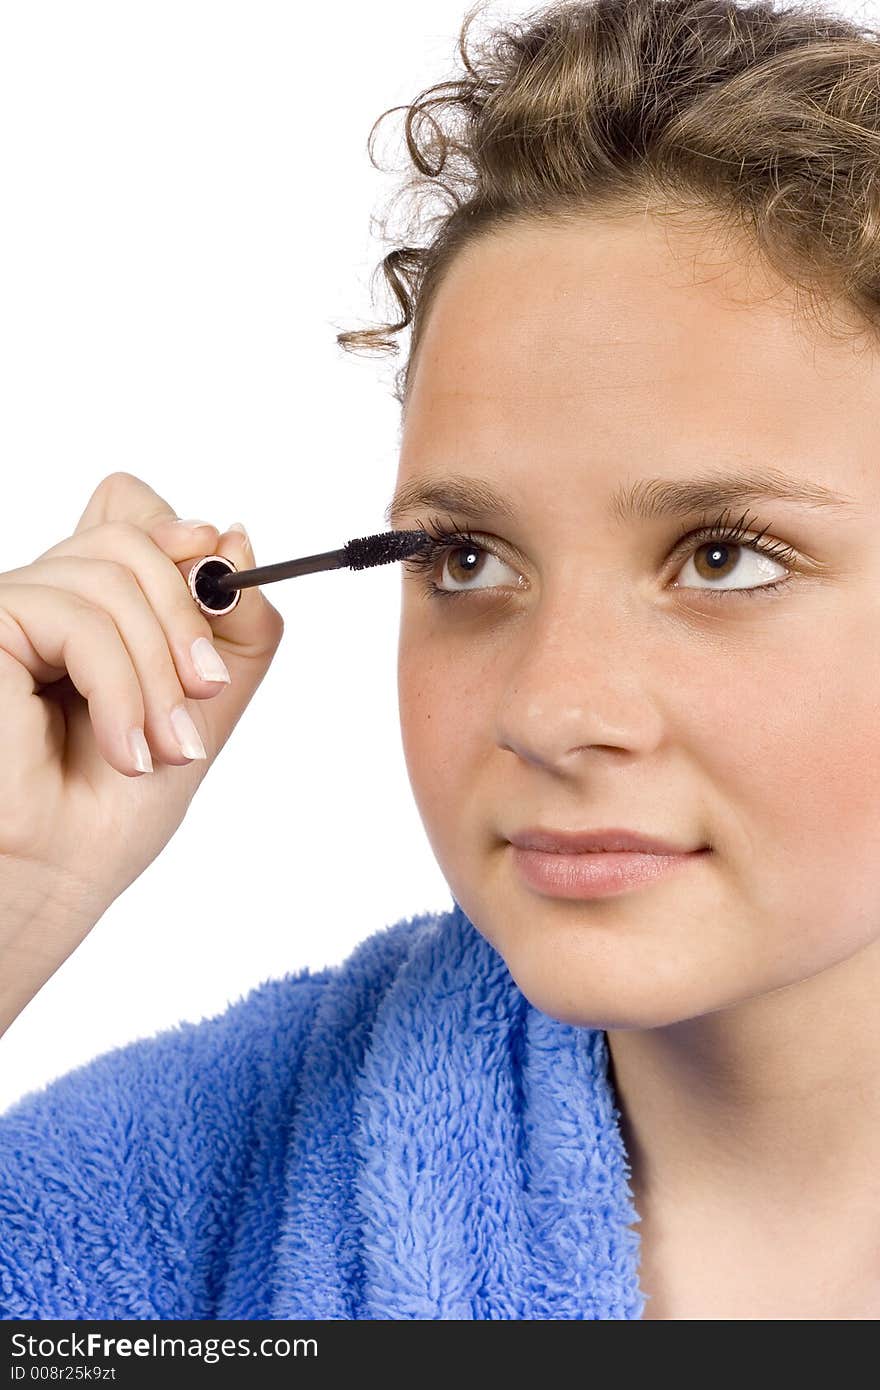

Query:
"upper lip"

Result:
[[507, 826, 707, 855]]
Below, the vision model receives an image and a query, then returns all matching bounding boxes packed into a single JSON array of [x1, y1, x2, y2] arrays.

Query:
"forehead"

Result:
[[397, 216, 880, 507]]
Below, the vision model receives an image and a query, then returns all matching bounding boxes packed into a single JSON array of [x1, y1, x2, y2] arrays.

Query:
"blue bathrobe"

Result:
[[0, 899, 647, 1320]]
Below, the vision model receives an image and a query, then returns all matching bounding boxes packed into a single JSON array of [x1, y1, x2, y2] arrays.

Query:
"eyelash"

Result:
[[400, 507, 800, 604]]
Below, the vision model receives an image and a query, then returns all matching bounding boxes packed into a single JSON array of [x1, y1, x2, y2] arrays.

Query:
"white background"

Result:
[[0, 0, 484, 1112]]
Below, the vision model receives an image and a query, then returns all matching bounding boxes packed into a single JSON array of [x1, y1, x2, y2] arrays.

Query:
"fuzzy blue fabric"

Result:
[[0, 899, 647, 1319]]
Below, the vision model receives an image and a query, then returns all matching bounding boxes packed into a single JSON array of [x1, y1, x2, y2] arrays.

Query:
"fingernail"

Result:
[[170, 703, 207, 760], [175, 518, 213, 528], [227, 522, 250, 544], [128, 726, 154, 774], [191, 635, 231, 683]]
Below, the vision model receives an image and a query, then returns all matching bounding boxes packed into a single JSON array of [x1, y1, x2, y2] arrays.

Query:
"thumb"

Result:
[[151, 518, 285, 756]]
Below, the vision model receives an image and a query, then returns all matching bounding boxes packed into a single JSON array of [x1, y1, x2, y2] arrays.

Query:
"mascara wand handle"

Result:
[[186, 547, 347, 618], [213, 548, 347, 592], [186, 531, 431, 618]]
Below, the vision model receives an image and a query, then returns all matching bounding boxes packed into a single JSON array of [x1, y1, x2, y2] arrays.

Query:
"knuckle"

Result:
[[101, 470, 143, 496], [99, 518, 144, 548], [92, 556, 142, 597], [80, 600, 119, 639], [61, 587, 95, 617]]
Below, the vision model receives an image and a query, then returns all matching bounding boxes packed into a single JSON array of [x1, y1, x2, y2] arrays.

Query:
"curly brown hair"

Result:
[[335, 0, 880, 412]]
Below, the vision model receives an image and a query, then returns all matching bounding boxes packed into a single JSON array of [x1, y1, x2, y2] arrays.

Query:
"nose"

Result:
[[493, 590, 666, 772]]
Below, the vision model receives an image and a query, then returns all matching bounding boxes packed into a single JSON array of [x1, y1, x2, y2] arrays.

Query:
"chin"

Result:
[[493, 931, 733, 1032]]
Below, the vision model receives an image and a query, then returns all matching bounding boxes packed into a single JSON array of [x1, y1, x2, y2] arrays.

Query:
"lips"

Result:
[[507, 826, 707, 855]]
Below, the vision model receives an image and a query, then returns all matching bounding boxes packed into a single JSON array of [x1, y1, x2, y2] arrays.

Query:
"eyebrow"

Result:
[[384, 467, 858, 529]]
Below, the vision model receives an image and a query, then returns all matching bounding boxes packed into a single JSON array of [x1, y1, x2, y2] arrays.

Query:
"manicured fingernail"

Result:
[[128, 726, 154, 774], [170, 703, 207, 760], [191, 635, 231, 683], [227, 522, 249, 544], [175, 518, 213, 528]]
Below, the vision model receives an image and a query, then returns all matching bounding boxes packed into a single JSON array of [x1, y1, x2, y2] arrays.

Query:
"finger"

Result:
[[0, 583, 151, 778], [155, 519, 286, 760], [153, 516, 286, 663], [30, 520, 232, 698], [11, 550, 220, 767], [71, 470, 184, 538]]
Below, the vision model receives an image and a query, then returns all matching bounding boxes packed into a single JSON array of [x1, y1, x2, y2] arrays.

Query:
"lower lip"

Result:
[[509, 845, 709, 899]]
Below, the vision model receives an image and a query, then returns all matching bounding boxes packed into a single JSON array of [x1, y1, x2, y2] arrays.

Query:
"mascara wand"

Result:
[[187, 529, 434, 618]]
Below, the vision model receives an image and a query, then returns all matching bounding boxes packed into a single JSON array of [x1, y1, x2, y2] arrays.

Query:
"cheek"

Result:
[[397, 626, 493, 849], [684, 606, 880, 940]]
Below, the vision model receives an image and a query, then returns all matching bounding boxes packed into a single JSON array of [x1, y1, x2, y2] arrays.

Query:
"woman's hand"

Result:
[[0, 471, 285, 1033]]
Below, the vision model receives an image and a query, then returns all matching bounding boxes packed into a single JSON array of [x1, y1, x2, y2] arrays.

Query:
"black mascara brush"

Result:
[[186, 529, 434, 617]]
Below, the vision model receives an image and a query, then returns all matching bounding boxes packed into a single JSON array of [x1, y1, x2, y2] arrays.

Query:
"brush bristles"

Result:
[[343, 530, 430, 570]]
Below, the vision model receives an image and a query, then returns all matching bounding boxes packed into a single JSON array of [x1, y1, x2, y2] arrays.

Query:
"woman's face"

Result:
[[392, 214, 880, 1030]]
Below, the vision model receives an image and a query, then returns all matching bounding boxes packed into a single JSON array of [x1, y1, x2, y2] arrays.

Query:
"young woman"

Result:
[[3, 0, 880, 1320]]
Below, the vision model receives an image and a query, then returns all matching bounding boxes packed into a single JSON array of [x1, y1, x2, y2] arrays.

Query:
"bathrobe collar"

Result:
[[269, 901, 647, 1319]]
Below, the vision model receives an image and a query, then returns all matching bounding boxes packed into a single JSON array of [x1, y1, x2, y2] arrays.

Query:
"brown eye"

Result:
[[674, 538, 792, 593], [437, 541, 519, 593], [445, 541, 487, 584]]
